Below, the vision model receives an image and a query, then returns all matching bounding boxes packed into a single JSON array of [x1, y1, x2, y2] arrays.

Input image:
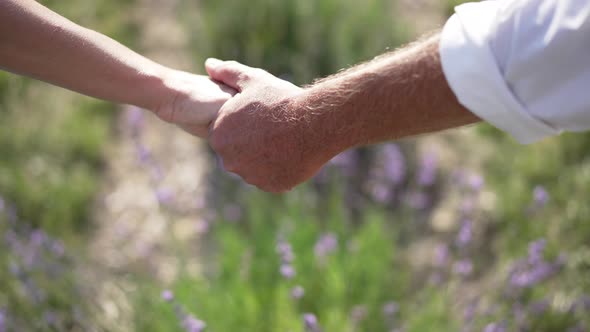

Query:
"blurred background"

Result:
[[1, 0, 589, 331]]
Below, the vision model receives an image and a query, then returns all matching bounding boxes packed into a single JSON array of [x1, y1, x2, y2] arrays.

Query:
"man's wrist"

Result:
[[292, 85, 360, 164]]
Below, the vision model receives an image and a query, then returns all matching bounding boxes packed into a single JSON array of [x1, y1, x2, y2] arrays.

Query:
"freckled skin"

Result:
[[207, 35, 480, 193]]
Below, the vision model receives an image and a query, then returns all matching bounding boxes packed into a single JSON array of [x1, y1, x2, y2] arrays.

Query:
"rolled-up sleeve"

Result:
[[440, 0, 590, 143]]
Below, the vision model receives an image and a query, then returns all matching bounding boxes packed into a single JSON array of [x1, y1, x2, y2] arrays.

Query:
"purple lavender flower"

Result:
[[329, 150, 358, 177], [314, 233, 338, 262], [512, 302, 527, 327], [161, 290, 174, 302], [509, 262, 557, 288], [533, 186, 549, 206], [126, 105, 144, 135], [136, 143, 151, 164], [223, 204, 242, 222], [507, 239, 565, 290], [0, 309, 5, 332], [433, 244, 449, 267], [460, 197, 476, 216], [429, 272, 443, 285], [194, 196, 206, 210], [463, 299, 478, 323], [350, 305, 368, 324], [291, 285, 304, 300], [312, 166, 329, 185], [164, 293, 206, 332], [280, 264, 296, 279], [404, 191, 429, 210], [456, 220, 473, 249], [382, 301, 399, 317], [530, 299, 550, 315], [30, 229, 45, 247], [303, 313, 321, 332], [370, 183, 393, 204], [43, 311, 56, 327], [417, 152, 438, 187], [453, 259, 473, 277], [577, 295, 590, 312], [155, 188, 174, 205], [527, 239, 546, 265], [381, 144, 406, 185], [194, 218, 210, 234], [50, 241, 65, 257], [567, 324, 587, 332], [182, 315, 206, 332], [483, 322, 506, 332], [276, 238, 295, 264], [467, 174, 484, 191]]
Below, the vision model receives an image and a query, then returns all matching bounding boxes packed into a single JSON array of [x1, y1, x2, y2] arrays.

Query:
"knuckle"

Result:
[[237, 70, 253, 83]]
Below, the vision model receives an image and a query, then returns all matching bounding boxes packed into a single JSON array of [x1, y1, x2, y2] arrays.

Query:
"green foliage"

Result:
[[1, 0, 589, 331], [135, 186, 414, 332], [0, 0, 137, 237], [0, 0, 137, 330], [404, 289, 458, 332], [188, 0, 406, 84], [0, 91, 109, 234], [0, 219, 91, 331]]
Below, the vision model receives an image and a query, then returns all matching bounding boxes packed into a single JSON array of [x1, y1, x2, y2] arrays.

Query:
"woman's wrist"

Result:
[[129, 64, 178, 113]]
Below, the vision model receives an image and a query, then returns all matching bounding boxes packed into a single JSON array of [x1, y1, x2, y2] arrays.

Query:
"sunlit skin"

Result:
[[0, 0, 233, 137], [0, 0, 480, 194], [206, 34, 481, 193]]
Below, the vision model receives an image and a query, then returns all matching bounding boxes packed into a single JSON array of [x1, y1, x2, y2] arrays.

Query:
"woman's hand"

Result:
[[0, 0, 236, 138], [154, 70, 237, 138]]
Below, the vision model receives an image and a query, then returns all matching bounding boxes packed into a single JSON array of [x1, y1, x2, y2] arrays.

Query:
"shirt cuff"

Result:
[[439, 2, 560, 144]]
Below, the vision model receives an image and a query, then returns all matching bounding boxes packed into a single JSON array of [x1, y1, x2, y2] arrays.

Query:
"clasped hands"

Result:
[[154, 59, 337, 193]]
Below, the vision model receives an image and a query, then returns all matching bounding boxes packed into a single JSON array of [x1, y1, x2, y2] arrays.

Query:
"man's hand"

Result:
[[154, 70, 235, 138], [205, 59, 339, 193], [205, 35, 480, 193]]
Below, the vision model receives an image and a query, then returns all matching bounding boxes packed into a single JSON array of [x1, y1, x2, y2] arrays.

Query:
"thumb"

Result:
[[205, 58, 255, 92]]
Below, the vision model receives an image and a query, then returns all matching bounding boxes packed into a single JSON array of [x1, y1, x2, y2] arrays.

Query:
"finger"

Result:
[[170, 99, 220, 126], [180, 124, 210, 138], [205, 58, 256, 92], [217, 80, 239, 97], [207, 96, 242, 138]]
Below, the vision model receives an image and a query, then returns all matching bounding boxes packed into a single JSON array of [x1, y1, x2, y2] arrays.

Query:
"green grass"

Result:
[[0, 0, 137, 237], [186, 0, 406, 85], [1, 0, 589, 331], [134, 184, 412, 332]]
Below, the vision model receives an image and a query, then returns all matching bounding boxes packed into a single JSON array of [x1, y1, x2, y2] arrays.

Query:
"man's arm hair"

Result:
[[203, 32, 481, 192], [296, 33, 481, 154]]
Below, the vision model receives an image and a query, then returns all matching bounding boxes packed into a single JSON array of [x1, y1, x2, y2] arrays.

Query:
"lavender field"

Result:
[[1, 0, 590, 331]]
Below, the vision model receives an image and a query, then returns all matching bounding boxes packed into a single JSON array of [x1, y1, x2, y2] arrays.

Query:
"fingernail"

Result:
[[206, 58, 223, 69]]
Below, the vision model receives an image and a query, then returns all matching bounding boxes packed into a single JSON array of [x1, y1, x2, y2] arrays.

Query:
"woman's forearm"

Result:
[[0, 0, 171, 111]]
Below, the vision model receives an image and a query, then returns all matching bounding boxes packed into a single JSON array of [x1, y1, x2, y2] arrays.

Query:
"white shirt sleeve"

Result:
[[439, 0, 590, 144]]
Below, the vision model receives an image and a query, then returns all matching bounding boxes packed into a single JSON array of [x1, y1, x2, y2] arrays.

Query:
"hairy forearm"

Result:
[[297, 33, 480, 154], [0, 0, 171, 111]]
